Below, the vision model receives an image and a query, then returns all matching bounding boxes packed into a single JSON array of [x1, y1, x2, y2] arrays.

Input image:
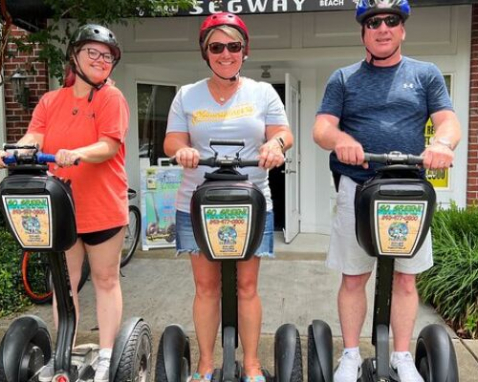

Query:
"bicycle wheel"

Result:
[[121, 205, 141, 268], [22, 251, 53, 304]]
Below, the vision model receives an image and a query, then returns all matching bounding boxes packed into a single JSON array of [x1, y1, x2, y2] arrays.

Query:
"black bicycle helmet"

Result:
[[356, 0, 411, 24], [67, 24, 121, 63]]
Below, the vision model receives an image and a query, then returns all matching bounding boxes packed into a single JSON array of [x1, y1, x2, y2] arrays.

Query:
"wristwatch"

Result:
[[431, 137, 453, 150], [275, 137, 285, 154]]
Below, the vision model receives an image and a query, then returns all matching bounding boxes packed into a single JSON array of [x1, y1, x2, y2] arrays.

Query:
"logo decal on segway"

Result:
[[374, 201, 427, 256], [2, 195, 53, 248], [201, 205, 252, 259]]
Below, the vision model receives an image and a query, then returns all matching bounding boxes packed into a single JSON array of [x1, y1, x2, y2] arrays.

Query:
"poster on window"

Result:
[[140, 165, 182, 250]]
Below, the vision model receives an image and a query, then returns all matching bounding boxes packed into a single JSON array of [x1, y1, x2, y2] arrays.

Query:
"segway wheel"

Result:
[[360, 358, 375, 381], [307, 321, 333, 382], [415, 324, 459, 382], [274, 324, 303, 382], [155, 325, 191, 382], [0, 316, 52, 382], [114, 320, 153, 382]]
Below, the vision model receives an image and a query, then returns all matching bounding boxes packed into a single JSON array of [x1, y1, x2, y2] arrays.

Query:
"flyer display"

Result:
[[140, 165, 182, 250]]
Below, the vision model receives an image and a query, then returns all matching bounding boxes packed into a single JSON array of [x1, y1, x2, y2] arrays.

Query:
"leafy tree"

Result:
[[2, 0, 199, 82]]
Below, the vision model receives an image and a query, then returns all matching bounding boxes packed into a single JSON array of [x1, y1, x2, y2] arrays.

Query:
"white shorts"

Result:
[[326, 176, 433, 276]]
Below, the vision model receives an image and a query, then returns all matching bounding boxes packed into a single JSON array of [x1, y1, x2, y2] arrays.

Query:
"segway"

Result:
[[155, 139, 303, 382], [308, 151, 459, 382], [0, 145, 153, 382]]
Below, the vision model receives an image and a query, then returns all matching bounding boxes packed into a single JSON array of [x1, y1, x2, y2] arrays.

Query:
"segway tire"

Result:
[[155, 325, 191, 382], [307, 320, 333, 382], [415, 324, 459, 382], [114, 320, 153, 382], [274, 323, 303, 382], [0, 315, 52, 382]]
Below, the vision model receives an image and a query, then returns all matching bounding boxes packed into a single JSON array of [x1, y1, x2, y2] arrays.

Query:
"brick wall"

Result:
[[468, 5, 478, 205], [3, 26, 48, 142]]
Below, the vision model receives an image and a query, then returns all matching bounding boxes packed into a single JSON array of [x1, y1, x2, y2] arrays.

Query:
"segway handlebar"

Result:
[[170, 157, 260, 168], [2, 152, 56, 165], [364, 151, 423, 166]]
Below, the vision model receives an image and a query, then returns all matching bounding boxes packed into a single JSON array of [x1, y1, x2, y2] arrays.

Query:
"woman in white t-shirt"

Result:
[[164, 12, 294, 382]]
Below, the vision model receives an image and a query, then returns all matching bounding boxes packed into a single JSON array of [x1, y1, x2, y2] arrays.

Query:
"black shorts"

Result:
[[78, 226, 123, 246]]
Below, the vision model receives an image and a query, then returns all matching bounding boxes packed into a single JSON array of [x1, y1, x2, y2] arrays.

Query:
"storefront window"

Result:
[[137, 83, 177, 166]]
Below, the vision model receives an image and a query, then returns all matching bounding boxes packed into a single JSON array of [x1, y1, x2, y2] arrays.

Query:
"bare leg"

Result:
[[87, 227, 125, 349], [190, 253, 221, 376], [338, 273, 371, 348], [391, 272, 418, 352], [237, 256, 262, 377]]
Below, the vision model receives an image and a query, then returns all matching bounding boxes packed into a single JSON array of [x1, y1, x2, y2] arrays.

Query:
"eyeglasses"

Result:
[[365, 15, 402, 30], [80, 48, 116, 64], [207, 42, 243, 55]]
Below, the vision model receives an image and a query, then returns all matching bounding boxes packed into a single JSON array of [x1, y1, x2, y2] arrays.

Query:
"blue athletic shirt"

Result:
[[318, 56, 453, 184]]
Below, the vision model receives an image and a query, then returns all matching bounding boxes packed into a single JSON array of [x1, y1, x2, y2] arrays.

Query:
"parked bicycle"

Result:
[[22, 188, 141, 304]]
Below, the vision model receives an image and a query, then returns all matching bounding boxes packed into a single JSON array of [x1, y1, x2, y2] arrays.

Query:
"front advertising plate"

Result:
[[201, 205, 252, 259], [2, 195, 53, 248], [374, 201, 427, 257]]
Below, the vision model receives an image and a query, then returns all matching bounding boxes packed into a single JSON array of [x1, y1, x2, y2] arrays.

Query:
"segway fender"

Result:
[[309, 320, 333, 382], [109, 317, 144, 380], [415, 324, 459, 382], [0, 315, 52, 382], [274, 323, 301, 382], [160, 325, 191, 381]]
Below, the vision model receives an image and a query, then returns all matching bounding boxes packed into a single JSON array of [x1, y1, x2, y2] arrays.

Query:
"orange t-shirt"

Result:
[[28, 85, 130, 233]]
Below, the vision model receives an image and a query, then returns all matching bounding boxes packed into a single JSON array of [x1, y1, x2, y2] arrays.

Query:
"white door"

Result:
[[284, 73, 300, 243]]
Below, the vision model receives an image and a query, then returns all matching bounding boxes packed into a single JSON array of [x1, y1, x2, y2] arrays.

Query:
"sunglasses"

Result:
[[365, 15, 402, 30], [207, 42, 243, 55], [80, 48, 115, 64]]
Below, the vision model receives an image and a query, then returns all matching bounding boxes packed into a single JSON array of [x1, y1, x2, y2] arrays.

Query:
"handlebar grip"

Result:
[[209, 139, 245, 147], [364, 152, 423, 165], [363, 153, 387, 163], [2, 156, 16, 164], [169, 157, 178, 165], [239, 160, 260, 167], [37, 153, 56, 163]]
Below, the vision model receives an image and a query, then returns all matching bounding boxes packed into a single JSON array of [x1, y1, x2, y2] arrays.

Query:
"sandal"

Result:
[[242, 376, 266, 382], [190, 372, 213, 382]]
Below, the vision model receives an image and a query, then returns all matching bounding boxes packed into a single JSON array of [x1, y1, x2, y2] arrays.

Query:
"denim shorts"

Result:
[[175, 209, 274, 258]]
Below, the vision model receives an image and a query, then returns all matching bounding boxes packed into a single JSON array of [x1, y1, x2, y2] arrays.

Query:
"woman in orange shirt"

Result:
[[0, 24, 129, 382]]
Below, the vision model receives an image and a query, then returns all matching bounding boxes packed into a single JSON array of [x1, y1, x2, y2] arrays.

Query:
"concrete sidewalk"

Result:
[[1, 233, 477, 378]]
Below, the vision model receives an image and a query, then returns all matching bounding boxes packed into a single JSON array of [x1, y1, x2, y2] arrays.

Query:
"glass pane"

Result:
[[137, 83, 177, 166]]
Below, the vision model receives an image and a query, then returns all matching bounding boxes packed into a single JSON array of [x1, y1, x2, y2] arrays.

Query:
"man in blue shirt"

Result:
[[313, 1, 461, 381]]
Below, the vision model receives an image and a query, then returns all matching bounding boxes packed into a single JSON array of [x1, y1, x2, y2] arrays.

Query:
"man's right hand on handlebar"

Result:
[[334, 133, 369, 169], [174, 147, 200, 168]]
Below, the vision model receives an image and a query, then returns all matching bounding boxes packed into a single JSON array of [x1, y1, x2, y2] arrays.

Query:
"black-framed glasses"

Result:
[[80, 48, 115, 63], [207, 42, 243, 55], [365, 15, 402, 30]]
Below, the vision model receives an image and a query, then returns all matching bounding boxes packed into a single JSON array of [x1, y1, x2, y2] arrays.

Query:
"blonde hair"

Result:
[[203, 25, 245, 49]]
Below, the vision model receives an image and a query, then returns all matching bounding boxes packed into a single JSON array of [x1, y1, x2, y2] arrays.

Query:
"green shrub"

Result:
[[417, 202, 478, 339], [0, 226, 31, 317]]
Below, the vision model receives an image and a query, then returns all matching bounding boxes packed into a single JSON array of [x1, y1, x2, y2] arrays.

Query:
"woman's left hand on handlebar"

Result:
[[259, 140, 285, 169], [422, 144, 454, 170], [0, 150, 9, 169], [55, 149, 81, 168]]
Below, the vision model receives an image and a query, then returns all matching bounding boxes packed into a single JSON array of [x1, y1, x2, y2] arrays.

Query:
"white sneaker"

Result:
[[390, 352, 424, 382], [94, 356, 111, 382], [334, 351, 362, 382]]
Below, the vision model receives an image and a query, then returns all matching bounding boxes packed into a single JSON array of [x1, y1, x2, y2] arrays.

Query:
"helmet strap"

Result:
[[71, 51, 109, 101], [366, 46, 400, 66]]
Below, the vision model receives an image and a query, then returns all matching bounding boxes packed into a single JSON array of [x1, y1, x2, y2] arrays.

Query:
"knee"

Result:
[[341, 273, 370, 293], [92, 270, 119, 292], [237, 278, 259, 301], [394, 272, 417, 295], [195, 278, 221, 300]]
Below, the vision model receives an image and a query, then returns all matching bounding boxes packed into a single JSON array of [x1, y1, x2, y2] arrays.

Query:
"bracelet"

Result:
[[275, 137, 285, 154]]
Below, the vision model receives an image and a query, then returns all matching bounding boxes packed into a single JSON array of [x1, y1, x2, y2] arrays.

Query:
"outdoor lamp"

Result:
[[261, 65, 271, 79], [11, 68, 30, 109]]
